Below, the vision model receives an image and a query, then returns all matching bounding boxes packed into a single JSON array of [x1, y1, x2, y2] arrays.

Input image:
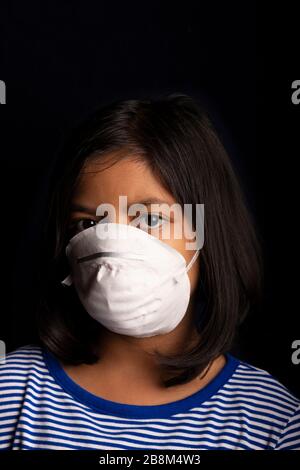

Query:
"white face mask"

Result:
[[62, 223, 200, 338]]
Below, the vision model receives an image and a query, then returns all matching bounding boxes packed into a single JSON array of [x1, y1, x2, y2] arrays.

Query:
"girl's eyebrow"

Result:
[[129, 197, 173, 206], [70, 198, 173, 215], [70, 203, 97, 215]]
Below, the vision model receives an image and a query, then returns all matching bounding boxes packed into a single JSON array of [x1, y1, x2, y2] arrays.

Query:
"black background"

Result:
[[0, 2, 299, 397]]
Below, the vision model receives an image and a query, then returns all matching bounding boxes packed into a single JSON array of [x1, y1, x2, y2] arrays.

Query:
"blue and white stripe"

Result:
[[0, 345, 299, 450]]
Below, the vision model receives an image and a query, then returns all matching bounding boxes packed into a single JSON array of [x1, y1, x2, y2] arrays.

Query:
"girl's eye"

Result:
[[69, 213, 169, 237], [134, 213, 167, 231], [69, 218, 97, 236]]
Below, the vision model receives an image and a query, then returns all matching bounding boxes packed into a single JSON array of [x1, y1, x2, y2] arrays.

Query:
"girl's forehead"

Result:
[[74, 154, 176, 206]]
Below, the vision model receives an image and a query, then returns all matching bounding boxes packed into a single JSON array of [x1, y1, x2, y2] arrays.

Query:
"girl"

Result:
[[0, 94, 299, 450]]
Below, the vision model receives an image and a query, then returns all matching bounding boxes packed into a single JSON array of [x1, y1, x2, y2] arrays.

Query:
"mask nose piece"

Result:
[[186, 249, 200, 273]]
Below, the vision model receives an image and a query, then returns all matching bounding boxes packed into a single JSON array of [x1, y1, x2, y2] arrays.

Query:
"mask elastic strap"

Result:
[[186, 249, 200, 272], [62, 274, 72, 286]]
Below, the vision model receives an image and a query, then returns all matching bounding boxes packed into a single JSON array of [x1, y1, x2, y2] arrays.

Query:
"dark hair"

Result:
[[37, 93, 263, 387]]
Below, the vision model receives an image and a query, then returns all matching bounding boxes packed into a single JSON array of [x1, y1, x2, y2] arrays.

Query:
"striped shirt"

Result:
[[0, 345, 299, 450]]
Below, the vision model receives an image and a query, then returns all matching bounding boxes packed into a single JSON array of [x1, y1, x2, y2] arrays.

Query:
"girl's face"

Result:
[[69, 152, 200, 294]]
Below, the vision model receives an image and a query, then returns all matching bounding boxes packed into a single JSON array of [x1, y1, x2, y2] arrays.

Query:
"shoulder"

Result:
[[0, 344, 45, 374], [233, 358, 300, 405], [0, 343, 47, 399], [226, 357, 300, 449], [0, 344, 47, 393], [0, 344, 47, 449]]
